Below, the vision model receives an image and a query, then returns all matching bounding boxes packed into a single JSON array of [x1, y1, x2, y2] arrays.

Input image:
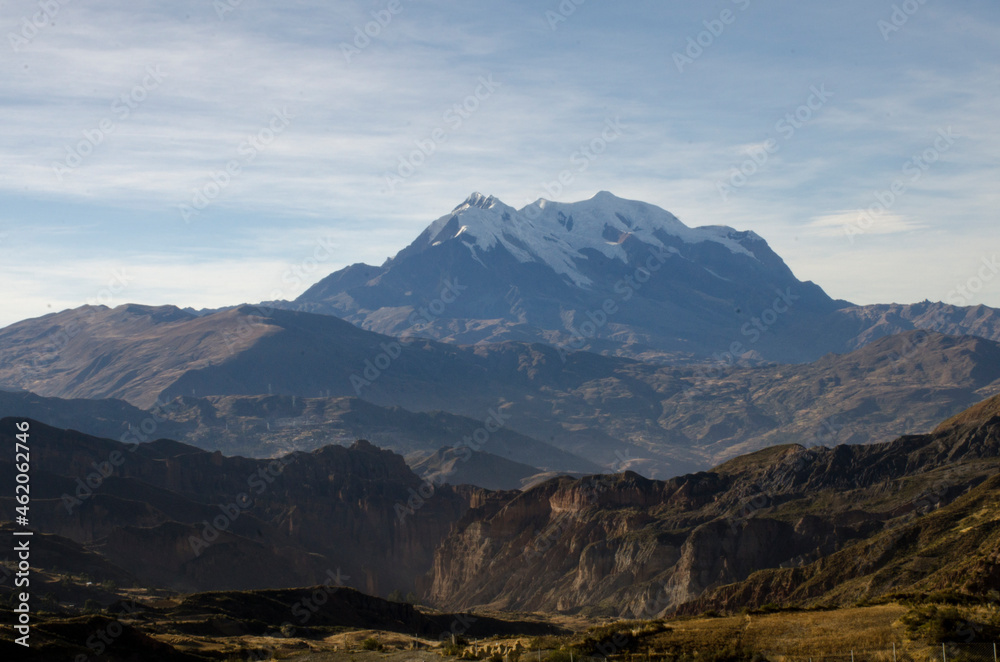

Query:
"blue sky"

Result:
[[1, 0, 998, 328]]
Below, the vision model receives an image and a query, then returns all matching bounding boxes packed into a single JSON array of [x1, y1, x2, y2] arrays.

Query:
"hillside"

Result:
[[0, 419, 472, 597], [427, 394, 1000, 617], [3, 303, 1000, 478], [2, 393, 999, 626]]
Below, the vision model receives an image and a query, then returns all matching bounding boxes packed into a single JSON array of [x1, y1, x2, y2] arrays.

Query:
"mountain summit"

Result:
[[408, 191, 766, 289], [293, 192, 848, 363]]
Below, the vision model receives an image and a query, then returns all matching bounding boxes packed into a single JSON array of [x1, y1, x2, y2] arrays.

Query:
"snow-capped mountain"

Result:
[[410, 191, 759, 289], [291, 191, 855, 363]]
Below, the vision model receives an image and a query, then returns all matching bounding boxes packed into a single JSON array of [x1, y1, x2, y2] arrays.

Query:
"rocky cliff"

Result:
[[0, 419, 472, 596], [427, 395, 1000, 616]]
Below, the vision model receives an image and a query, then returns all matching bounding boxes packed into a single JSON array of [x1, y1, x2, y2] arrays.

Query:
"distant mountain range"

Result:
[[2, 304, 1000, 478]]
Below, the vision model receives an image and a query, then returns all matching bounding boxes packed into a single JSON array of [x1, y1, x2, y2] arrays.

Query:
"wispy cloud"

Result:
[[807, 211, 927, 238], [0, 0, 998, 327]]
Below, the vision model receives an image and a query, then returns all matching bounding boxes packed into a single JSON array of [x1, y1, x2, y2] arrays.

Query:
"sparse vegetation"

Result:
[[386, 588, 420, 604], [441, 635, 469, 656], [544, 650, 572, 662], [361, 636, 383, 651], [900, 604, 1000, 643]]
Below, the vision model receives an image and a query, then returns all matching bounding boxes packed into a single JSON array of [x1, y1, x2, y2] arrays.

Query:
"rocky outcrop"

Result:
[[4, 392, 1000, 616], [0, 420, 472, 596], [428, 395, 1000, 616]]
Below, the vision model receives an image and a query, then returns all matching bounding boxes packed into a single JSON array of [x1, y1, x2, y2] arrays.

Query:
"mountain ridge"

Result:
[[286, 192, 1000, 366], [3, 304, 1000, 478], [3, 391, 999, 622], [427, 393, 1000, 617]]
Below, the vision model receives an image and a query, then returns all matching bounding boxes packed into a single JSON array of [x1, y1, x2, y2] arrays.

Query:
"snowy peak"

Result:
[[293, 190, 847, 364], [453, 191, 503, 211], [417, 192, 763, 288]]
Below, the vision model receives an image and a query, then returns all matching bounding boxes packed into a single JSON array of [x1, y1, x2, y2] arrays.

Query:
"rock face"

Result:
[[4, 393, 1000, 616], [0, 419, 472, 596], [427, 394, 1000, 616], [410, 446, 551, 491], [681, 470, 1000, 613]]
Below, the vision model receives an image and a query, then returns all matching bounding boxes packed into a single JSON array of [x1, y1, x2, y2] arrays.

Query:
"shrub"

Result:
[[900, 605, 994, 643], [361, 637, 383, 651], [700, 647, 762, 662], [440, 638, 469, 657]]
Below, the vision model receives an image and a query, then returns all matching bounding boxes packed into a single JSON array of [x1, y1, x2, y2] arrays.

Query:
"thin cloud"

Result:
[[0, 0, 997, 327], [807, 211, 928, 238]]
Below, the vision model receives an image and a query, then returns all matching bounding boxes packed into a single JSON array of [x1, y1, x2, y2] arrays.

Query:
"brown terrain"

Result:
[[2, 392, 999, 659], [2, 304, 1000, 479]]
